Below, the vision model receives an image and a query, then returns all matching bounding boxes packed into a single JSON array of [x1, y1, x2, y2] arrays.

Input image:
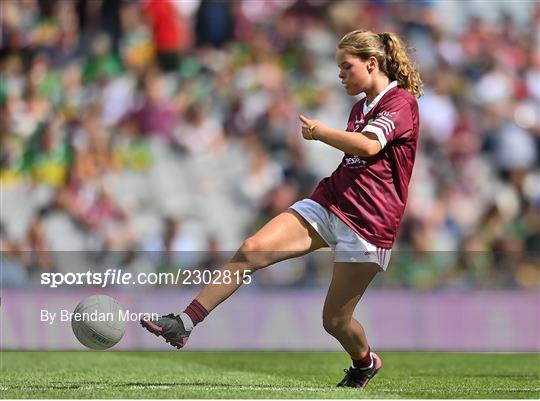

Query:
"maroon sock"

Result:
[[352, 347, 373, 370], [183, 299, 209, 326]]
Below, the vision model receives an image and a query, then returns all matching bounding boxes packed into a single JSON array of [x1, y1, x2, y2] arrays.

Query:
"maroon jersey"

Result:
[[311, 82, 419, 248]]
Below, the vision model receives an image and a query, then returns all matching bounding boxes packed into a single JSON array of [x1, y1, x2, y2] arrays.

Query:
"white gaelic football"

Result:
[[71, 295, 126, 350]]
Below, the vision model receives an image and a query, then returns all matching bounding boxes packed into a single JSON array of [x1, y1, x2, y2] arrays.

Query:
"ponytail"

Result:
[[378, 32, 423, 97], [338, 29, 423, 98]]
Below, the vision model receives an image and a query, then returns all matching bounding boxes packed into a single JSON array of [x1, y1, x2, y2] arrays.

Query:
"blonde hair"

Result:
[[338, 29, 423, 97]]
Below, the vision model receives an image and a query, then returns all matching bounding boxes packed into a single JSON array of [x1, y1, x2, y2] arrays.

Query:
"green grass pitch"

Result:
[[1, 351, 538, 398]]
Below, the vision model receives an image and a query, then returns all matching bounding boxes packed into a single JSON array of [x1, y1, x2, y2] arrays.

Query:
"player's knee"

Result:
[[236, 237, 270, 271], [322, 315, 349, 336], [239, 237, 260, 253]]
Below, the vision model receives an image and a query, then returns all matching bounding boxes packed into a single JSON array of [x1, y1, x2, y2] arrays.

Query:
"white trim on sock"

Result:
[[353, 352, 374, 370], [180, 312, 194, 331]]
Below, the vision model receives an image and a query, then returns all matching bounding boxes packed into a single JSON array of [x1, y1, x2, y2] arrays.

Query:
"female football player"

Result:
[[142, 29, 422, 389]]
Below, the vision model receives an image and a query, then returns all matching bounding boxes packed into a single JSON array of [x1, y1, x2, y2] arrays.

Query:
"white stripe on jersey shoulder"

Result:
[[362, 81, 398, 115], [377, 116, 396, 129], [371, 119, 393, 133]]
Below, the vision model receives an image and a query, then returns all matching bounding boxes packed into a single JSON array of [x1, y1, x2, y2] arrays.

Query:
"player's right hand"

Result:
[[299, 115, 321, 140]]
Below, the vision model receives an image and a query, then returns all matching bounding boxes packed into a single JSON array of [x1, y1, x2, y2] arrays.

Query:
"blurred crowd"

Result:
[[1, 0, 539, 290]]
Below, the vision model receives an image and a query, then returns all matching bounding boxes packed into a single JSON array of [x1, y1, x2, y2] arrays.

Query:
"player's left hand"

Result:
[[299, 115, 322, 140]]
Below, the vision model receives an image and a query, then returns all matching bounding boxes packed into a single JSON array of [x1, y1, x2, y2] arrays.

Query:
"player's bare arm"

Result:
[[299, 115, 382, 157]]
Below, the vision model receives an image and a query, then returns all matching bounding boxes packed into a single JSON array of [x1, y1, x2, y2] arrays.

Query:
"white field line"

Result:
[[2, 384, 538, 393], [1, 384, 328, 393]]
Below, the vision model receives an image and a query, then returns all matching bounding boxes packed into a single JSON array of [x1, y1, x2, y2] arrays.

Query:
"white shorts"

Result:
[[290, 199, 392, 270]]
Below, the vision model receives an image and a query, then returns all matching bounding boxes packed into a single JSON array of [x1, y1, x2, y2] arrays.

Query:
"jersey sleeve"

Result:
[[362, 100, 413, 148]]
